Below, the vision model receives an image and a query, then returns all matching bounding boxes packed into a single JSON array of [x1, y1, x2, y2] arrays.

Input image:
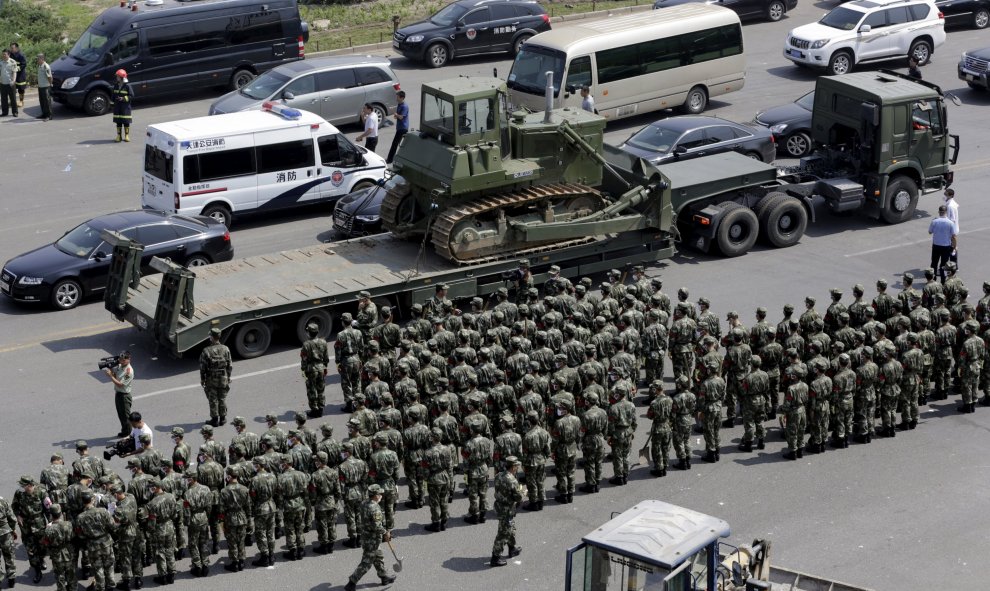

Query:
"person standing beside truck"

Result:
[[355, 103, 379, 153], [36, 53, 53, 121], [9, 43, 27, 109], [0, 49, 19, 117], [386, 90, 408, 164], [928, 205, 956, 283], [112, 69, 134, 143], [199, 328, 232, 427]]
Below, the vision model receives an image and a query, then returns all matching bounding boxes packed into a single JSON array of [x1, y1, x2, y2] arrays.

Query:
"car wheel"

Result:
[[51, 278, 83, 310], [233, 320, 272, 359], [909, 39, 932, 65], [681, 86, 708, 114], [767, 0, 786, 22], [426, 43, 449, 68], [827, 51, 853, 75], [84, 89, 111, 116], [975, 8, 990, 29], [880, 176, 918, 224], [715, 202, 758, 257], [371, 103, 388, 125], [745, 151, 763, 161], [784, 131, 812, 157], [350, 180, 377, 194], [185, 254, 211, 268], [295, 309, 333, 343], [512, 34, 532, 56], [229, 68, 255, 91], [202, 204, 232, 228], [763, 196, 808, 248]]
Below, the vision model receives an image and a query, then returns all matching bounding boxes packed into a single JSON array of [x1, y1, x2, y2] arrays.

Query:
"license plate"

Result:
[[966, 74, 975, 81], [788, 49, 803, 58], [0, 280, 9, 293], [393, 41, 400, 49], [334, 215, 344, 227]]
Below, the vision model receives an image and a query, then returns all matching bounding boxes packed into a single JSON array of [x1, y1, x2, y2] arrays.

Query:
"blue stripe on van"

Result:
[[256, 167, 383, 210]]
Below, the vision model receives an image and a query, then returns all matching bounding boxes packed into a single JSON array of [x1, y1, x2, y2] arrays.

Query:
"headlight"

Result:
[[810, 39, 830, 49], [18, 277, 44, 286], [770, 123, 788, 134], [406, 35, 424, 43], [61, 77, 79, 90], [355, 214, 380, 223]]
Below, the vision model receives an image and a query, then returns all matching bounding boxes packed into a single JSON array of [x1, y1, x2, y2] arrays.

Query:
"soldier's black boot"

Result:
[[649, 467, 663, 477], [225, 561, 238, 572], [608, 475, 623, 485], [865, 432, 872, 444], [244, 534, 253, 547], [133, 575, 144, 588], [479, 511, 487, 523], [209, 417, 219, 428], [722, 417, 734, 429], [579, 483, 594, 493], [509, 545, 522, 557], [490, 554, 507, 567], [593, 484, 600, 492], [282, 550, 296, 561], [115, 580, 130, 590], [567, 493, 574, 503], [153, 576, 166, 585], [275, 527, 284, 539], [843, 437, 849, 448], [31, 569, 41, 584], [440, 519, 448, 531], [425, 522, 441, 532], [297, 547, 306, 560], [166, 572, 175, 583], [252, 554, 268, 567], [783, 450, 796, 461], [522, 500, 538, 511], [796, 447, 803, 458], [685, 458, 691, 470], [705, 450, 716, 462], [555, 493, 568, 504], [380, 574, 396, 584], [971, 402, 978, 413], [212, 541, 219, 555], [889, 425, 896, 438], [267, 555, 275, 567], [464, 514, 479, 524], [6, 575, 13, 588], [345, 581, 357, 591], [756, 438, 765, 450], [909, 420, 917, 429], [219, 415, 226, 426], [737, 441, 752, 453], [676, 459, 687, 470]]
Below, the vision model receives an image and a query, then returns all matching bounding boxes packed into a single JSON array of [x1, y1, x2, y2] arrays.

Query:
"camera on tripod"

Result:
[[98, 355, 122, 371], [104, 437, 135, 461]]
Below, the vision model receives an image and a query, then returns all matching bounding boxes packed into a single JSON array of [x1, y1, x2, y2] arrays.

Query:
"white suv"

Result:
[[784, 0, 945, 75]]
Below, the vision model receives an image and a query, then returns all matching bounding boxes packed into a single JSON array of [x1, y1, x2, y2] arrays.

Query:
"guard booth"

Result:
[[565, 500, 733, 591]]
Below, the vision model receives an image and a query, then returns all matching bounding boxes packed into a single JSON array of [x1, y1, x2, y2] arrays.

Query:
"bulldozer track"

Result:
[[431, 183, 602, 264], [380, 185, 410, 238]]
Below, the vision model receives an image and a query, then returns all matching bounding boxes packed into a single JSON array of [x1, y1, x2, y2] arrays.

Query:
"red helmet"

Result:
[[115, 69, 127, 78]]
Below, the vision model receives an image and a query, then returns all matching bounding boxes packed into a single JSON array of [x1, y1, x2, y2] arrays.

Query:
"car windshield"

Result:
[[55, 222, 105, 258], [796, 91, 815, 111], [819, 7, 864, 30], [430, 3, 469, 26], [507, 45, 565, 97], [625, 125, 684, 154], [240, 70, 291, 100], [68, 26, 111, 63]]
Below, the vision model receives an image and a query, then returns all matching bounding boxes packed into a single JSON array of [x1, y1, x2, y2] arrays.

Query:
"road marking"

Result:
[[134, 362, 299, 400], [844, 226, 990, 258], [0, 321, 125, 354]]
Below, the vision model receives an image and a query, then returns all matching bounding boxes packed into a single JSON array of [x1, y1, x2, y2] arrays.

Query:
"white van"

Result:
[[142, 103, 387, 227], [506, 5, 746, 120]]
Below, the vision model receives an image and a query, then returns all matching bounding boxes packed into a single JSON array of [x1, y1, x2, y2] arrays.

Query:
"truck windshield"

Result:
[[240, 70, 291, 100], [68, 26, 111, 63], [430, 3, 469, 26], [423, 93, 454, 135], [819, 7, 864, 31], [55, 222, 104, 258], [507, 45, 565, 97], [570, 545, 671, 591], [144, 145, 174, 183]]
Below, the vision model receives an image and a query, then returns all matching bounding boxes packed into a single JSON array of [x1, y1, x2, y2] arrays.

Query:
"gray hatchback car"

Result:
[[208, 56, 400, 126]]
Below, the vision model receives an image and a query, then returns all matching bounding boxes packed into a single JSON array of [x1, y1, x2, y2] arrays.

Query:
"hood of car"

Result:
[[965, 46, 990, 61], [210, 90, 266, 115], [397, 20, 441, 37], [335, 186, 383, 216], [4, 243, 88, 280], [756, 102, 811, 127], [789, 22, 846, 42], [617, 142, 672, 164]]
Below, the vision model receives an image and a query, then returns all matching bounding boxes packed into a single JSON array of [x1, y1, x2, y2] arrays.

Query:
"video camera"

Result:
[[98, 355, 122, 371], [104, 437, 135, 461]]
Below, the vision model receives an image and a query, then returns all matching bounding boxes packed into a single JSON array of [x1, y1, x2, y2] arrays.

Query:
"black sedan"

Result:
[[935, 0, 990, 29], [753, 90, 815, 157], [619, 116, 776, 165], [653, 0, 798, 22], [1, 210, 233, 310], [332, 185, 385, 238]]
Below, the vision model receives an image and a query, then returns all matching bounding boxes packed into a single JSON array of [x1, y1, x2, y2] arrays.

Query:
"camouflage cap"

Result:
[[517, 258, 530, 267], [126, 458, 141, 468], [876, 278, 888, 288], [853, 284, 864, 294], [341, 312, 353, 322], [280, 453, 293, 464], [48, 503, 62, 516], [368, 484, 384, 496], [783, 303, 794, 312], [862, 346, 874, 357], [805, 296, 815, 305], [109, 483, 125, 494], [829, 288, 842, 297], [210, 327, 222, 337], [347, 418, 361, 428], [75, 440, 89, 450], [251, 456, 265, 466], [313, 451, 329, 464], [357, 290, 371, 299], [945, 261, 957, 272], [726, 310, 738, 319], [200, 424, 213, 434], [51, 452, 63, 461], [185, 467, 199, 479], [525, 410, 540, 422], [756, 306, 767, 315], [170, 427, 185, 437], [549, 264, 561, 273], [265, 413, 279, 423], [373, 432, 388, 445], [80, 491, 94, 504], [18, 475, 35, 486], [230, 417, 246, 427], [411, 303, 423, 313], [96, 475, 114, 486], [294, 411, 307, 422], [496, 286, 509, 296], [838, 353, 850, 364], [504, 455, 522, 467]]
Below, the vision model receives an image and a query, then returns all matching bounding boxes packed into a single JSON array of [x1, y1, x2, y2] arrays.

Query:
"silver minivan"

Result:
[[208, 56, 400, 125]]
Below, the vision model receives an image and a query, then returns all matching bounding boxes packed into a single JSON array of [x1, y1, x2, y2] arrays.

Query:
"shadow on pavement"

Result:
[[441, 554, 491, 573]]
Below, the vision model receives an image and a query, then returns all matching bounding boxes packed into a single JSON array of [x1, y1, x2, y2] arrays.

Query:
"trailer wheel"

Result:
[[754, 192, 787, 242], [296, 309, 333, 343], [764, 196, 808, 248], [234, 321, 272, 359], [715, 202, 758, 257], [880, 176, 918, 224]]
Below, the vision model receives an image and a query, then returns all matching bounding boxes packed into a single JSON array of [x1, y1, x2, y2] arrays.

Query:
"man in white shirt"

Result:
[[356, 103, 379, 153], [944, 188, 959, 266], [128, 412, 153, 452], [580, 85, 595, 114]]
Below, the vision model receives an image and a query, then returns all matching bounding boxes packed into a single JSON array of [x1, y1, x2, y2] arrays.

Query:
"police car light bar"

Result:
[[261, 101, 303, 120]]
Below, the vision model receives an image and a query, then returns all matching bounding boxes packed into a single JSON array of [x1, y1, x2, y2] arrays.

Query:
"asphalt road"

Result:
[[1, 4, 990, 591]]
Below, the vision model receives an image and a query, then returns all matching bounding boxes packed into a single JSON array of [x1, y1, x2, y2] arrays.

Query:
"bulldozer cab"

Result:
[[420, 77, 509, 151], [565, 500, 732, 591]]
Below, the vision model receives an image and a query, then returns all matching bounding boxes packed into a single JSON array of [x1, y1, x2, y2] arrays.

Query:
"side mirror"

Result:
[[674, 145, 688, 154], [858, 24, 871, 33], [103, 52, 114, 66], [93, 251, 107, 261], [565, 84, 576, 94], [282, 91, 295, 101]]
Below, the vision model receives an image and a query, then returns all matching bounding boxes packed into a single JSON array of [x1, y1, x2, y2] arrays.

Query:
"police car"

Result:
[[141, 102, 387, 227], [393, 0, 550, 68]]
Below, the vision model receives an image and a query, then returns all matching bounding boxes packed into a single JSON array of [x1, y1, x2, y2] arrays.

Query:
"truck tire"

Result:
[[827, 51, 853, 75], [754, 192, 787, 242], [763, 196, 808, 248], [909, 39, 932, 65], [880, 176, 918, 224], [715, 202, 758, 257], [681, 86, 708, 114], [296, 309, 333, 343], [234, 321, 272, 359], [84, 89, 111, 116]]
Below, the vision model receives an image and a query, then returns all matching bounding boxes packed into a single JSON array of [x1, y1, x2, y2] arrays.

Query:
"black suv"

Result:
[[393, 0, 551, 68]]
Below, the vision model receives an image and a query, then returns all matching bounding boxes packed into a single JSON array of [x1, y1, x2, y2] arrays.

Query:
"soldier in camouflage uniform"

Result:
[[550, 401, 581, 503], [335, 314, 365, 412], [490, 457, 524, 568], [669, 303, 697, 387], [722, 328, 752, 428], [0, 494, 15, 588], [933, 310, 957, 400], [740, 355, 769, 452], [462, 424, 494, 524], [343, 485, 395, 591], [831, 353, 856, 448], [277, 454, 309, 561], [42, 504, 75, 591], [170, 428, 191, 473], [877, 347, 903, 438], [521, 411, 549, 511], [159, 459, 187, 561], [309, 451, 341, 554], [110, 483, 140, 589], [698, 357, 726, 462], [899, 333, 924, 430], [670, 375, 696, 470], [248, 457, 277, 566], [606, 387, 637, 484], [368, 434, 399, 531], [780, 366, 808, 460], [401, 408, 430, 509], [806, 359, 833, 454], [646, 382, 672, 477], [12, 475, 48, 583], [300, 322, 330, 417], [641, 310, 668, 386], [960, 321, 986, 412], [579, 392, 608, 491], [424, 428, 453, 532], [146, 479, 177, 585], [219, 468, 250, 572], [339, 441, 368, 548], [40, 453, 69, 514], [199, 327, 232, 427], [76, 491, 115, 591], [183, 468, 213, 576], [853, 346, 879, 443]]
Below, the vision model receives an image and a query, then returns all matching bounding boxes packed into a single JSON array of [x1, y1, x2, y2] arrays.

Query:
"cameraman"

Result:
[[104, 351, 134, 437]]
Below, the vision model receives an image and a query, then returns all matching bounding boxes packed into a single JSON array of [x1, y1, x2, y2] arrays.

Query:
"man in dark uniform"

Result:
[[112, 69, 134, 142]]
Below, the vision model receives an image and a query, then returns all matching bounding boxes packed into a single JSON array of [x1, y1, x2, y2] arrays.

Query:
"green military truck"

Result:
[[566, 500, 874, 591]]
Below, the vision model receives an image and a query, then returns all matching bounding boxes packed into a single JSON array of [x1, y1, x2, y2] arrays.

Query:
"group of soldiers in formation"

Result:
[[2, 259, 989, 590]]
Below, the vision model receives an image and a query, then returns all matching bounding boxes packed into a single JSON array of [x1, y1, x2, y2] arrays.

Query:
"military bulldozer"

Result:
[[382, 73, 671, 263]]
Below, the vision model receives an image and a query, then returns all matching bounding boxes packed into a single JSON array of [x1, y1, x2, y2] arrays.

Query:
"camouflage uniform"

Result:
[[551, 406, 581, 501], [309, 454, 341, 553], [195, 455, 225, 552], [671, 378, 696, 469], [345, 487, 393, 590], [199, 330, 232, 425], [933, 314, 957, 399], [147, 483, 178, 582], [0, 496, 16, 584], [183, 472, 213, 574], [338, 445, 368, 545], [878, 352, 904, 437], [76, 500, 115, 591], [521, 416, 550, 508], [277, 459, 310, 558], [111, 488, 141, 585], [646, 387, 673, 476], [248, 459, 278, 565], [368, 437, 400, 530], [854, 349, 879, 441], [961, 324, 986, 411], [424, 431, 454, 530], [401, 412, 430, 508], [899, 339, 924, 428], [463, 432, 494, 521], [579, 395, 608, 490], [740, 358, 770, 450], [41, 507, 76, 591], [606, 391, 637, 482], [220, 471, 250, 569], [807, 364, 833, 452], [781, 370, 808, 459], [12, 477, 49, 577], [300, 325, 330, 415], [490, 460, 524, 566], [668, 308, 697, 386], [335, 314, 365, 409], [698, 367, 726, 461], [831, 355, 857, 446]]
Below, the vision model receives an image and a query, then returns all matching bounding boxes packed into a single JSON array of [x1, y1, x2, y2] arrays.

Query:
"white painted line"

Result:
[[844, 226, 990, 258], [134, 362, 299, 400]]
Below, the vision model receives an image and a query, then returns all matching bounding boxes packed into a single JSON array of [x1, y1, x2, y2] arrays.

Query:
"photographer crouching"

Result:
[[101, 350, 134, 437], [104, 412, 154, 461]]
